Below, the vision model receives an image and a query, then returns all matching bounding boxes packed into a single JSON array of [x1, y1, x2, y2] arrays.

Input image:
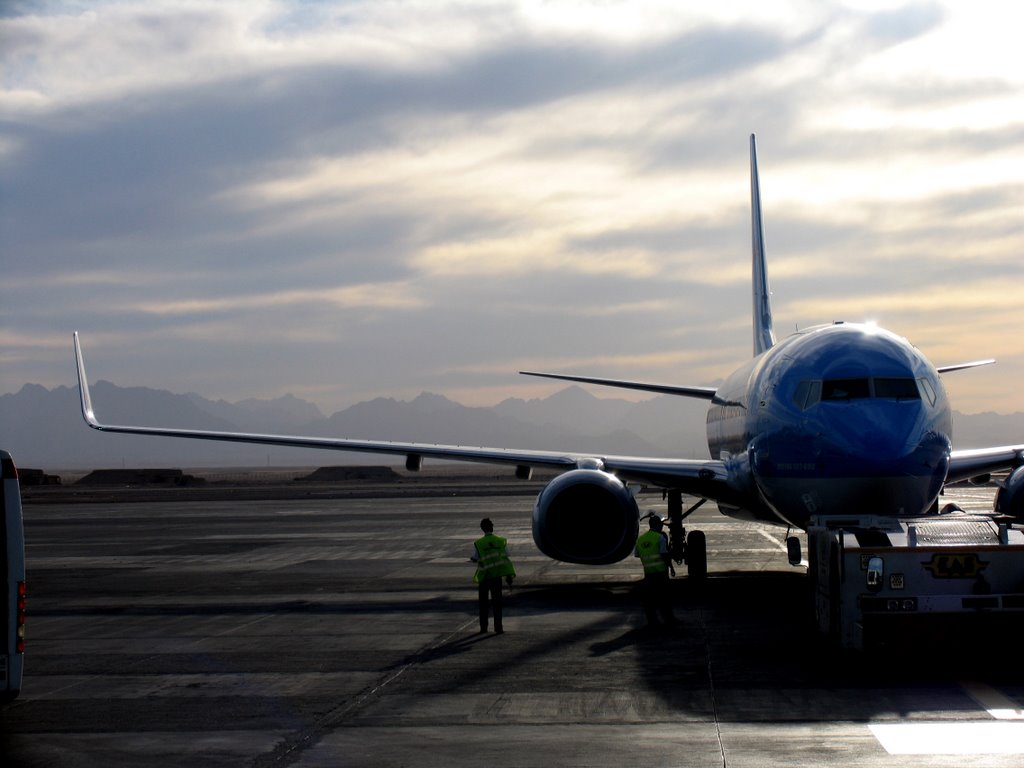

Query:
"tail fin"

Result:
[[750, 134, 775, 356]]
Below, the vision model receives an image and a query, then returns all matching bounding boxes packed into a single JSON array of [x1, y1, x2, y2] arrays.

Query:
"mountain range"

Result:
[[1, 381, 1021, 470]]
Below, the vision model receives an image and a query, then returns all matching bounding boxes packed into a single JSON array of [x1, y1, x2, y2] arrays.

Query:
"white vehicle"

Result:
[[803, 508, 1024, 650], [1, 449, 26, 702]]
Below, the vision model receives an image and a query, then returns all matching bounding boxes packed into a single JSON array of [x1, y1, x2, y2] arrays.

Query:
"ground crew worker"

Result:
[[634, 513, 677, 628], [471, 518, 516, 634]]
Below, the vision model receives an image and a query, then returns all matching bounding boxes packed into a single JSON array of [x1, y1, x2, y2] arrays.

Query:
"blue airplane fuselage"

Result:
[[707, 321, 952, 527]]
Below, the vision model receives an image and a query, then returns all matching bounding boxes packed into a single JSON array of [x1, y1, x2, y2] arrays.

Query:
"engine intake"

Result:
[[532, 469, 640, 564]]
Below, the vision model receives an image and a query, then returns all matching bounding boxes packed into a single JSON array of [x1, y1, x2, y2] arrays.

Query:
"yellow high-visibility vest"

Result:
[[636, 530, 668, 575], [474, 534, 516, 583]]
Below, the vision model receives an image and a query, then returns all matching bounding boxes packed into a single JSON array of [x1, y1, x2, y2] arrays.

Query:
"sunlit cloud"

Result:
[[2, 269, 144, 290], [445, 346, 716, 376], [788, 278, 1021, 319], [1, 0, 1022, 418], [0, 329, 72, 350], [121, 281, 425, 316]]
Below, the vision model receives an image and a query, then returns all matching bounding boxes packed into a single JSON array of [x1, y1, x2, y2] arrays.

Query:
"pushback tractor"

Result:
[[799, 508, 1024, 650]]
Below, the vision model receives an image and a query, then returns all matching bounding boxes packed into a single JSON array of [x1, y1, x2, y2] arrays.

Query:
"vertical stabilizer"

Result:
[[750, 134, 776, 356]]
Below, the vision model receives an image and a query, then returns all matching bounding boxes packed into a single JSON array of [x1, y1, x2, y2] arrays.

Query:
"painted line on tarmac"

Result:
[[869, 722, 1024, 755], [962, 681, 1024, 720], [755, 528, 789, 553], [870, 684, 1024, 755]]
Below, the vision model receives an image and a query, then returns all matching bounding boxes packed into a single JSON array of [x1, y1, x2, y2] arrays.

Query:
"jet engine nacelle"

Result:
[[532, 469, 640, 564], [995, 466, 1024, 521]]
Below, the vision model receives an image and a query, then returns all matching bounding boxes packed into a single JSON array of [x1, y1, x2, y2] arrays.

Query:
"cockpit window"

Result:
[[793, 380, 809, 409], [794, 377, 923, 409], [918, 377, 937, 406], [792, 379, 821, 410], [874, 378, 921, 400], [822, 378, 870, 401]]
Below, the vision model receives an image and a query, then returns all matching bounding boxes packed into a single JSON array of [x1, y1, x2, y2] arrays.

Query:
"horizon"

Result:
[[5, 376, 1023, 418], [4, 372, 1023, 470]]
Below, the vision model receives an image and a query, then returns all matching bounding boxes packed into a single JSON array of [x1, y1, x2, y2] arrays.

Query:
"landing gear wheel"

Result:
[[686, 529, 707, 581]]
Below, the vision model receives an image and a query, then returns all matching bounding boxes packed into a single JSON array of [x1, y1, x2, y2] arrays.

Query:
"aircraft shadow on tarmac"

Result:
[[29, 565, 1024, 726], [406, 571, 1024, 726]]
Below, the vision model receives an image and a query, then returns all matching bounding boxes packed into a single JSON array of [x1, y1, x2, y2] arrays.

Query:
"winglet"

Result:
[[750, 134, 775, 357], [73, 332, 100, 428]]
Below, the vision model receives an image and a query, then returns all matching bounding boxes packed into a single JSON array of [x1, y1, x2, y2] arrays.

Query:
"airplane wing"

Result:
[[936, 359, 1022, 481], [74, 333, 728, 494], [947, 445, 1024, 484], [519, 371, 717, 400], [937, 359, 996, 374]]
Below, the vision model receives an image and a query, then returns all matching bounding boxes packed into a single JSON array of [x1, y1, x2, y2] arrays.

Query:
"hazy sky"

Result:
[[2, 0, 1022, 418]]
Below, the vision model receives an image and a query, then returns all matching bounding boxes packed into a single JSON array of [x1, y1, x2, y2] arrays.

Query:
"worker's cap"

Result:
[[480, 517, 494, 532], [645, 512, 664, 528]]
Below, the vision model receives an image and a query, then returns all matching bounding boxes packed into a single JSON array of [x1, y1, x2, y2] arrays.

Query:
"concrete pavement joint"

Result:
[[251, 616, 479, 768], [700, 604, 728, 768]]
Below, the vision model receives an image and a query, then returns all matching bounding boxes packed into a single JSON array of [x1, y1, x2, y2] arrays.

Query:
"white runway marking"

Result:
[[871, 684, 1024, 754], [754, 529, 787, 552], [962, 681, 1024, 720], [869, 722, 1024, 755]]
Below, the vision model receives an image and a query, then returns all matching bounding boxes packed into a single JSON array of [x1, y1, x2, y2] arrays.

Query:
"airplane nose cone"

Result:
[[812, 400, 951, 513], [823, 400, 948, 469], [757, 399, 951, 520]]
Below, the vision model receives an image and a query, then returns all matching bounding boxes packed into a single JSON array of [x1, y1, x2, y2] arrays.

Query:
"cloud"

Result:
[[121, 280, 426, 316], [1, 1, 1022, 418]]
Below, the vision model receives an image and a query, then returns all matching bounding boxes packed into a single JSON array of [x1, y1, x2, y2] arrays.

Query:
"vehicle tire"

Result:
[[686, 529, 707, 581], [827, 541, 841, 645]]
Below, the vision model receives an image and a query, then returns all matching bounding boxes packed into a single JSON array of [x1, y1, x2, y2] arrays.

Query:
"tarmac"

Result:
[[3, 474, 1023, 767]]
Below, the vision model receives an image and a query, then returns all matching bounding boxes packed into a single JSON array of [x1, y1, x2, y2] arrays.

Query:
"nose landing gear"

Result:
[[666, 489, 708, 580]]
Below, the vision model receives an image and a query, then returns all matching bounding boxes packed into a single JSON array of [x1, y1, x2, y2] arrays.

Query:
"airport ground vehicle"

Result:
[[800, 509, 1024, 650], [1, 449, 26, 702]]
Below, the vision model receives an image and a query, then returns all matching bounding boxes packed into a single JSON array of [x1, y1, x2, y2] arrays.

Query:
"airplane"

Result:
[[73, 135, 1024, 576]]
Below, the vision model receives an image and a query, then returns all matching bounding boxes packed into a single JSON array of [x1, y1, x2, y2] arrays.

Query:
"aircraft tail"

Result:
[[750, 134, 776, 356]]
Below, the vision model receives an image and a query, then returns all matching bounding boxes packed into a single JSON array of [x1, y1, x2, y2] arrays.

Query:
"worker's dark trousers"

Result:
[[478, 577, 503, 632], [642, 571, 676, 626]]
